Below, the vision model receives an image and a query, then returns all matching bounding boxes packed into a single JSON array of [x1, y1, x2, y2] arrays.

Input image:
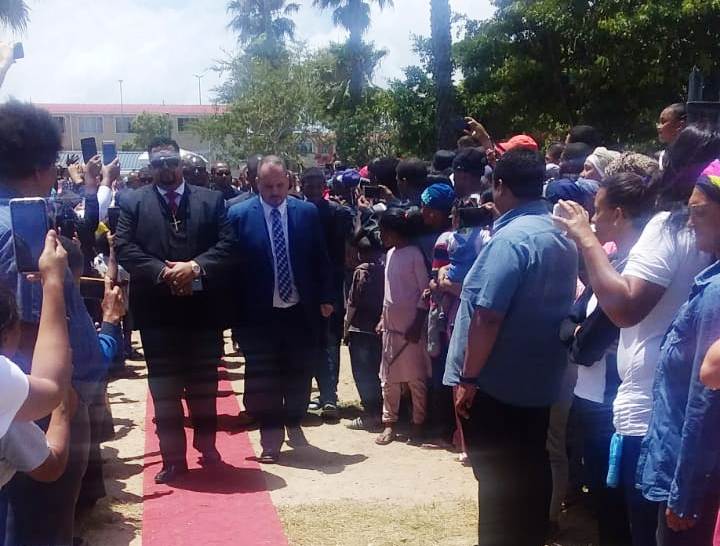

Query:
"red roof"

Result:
[[37, 104, 226, 116]]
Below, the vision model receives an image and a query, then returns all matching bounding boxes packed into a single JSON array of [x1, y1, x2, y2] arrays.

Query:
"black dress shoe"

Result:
[[198, 449, 222, 467], [258, 452, 279, 464], [154, 464, 188, 484]]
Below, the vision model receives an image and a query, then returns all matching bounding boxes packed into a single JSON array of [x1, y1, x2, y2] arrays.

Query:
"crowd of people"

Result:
[[0, 91, 717, 546]]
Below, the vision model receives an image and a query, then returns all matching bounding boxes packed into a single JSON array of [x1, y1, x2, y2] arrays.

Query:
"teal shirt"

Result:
[[444, 200, 578, 407]]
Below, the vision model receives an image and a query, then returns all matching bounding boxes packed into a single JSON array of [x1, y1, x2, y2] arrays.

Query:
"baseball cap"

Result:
[[496, 135, 539, 154]]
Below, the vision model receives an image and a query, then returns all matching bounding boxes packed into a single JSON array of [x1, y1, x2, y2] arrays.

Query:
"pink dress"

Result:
[[380, 245, 431, 383]]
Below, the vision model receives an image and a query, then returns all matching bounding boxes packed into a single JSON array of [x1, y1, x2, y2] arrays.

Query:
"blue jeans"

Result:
[[621, 435, 660, 546], [315, 313, 342, 405], [348, 332, 382, 417]]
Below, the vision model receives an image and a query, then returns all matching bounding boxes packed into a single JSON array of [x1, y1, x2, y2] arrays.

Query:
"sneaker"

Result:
[[345, 416, 381, 431], [321, 403, 339, 420], [307, 399, 322, 411]]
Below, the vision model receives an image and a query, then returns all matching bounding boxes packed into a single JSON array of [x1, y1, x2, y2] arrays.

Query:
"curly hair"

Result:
[[0, 101, 62, 181]]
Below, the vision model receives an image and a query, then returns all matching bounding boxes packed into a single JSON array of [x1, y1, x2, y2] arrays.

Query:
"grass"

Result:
[[278, 498, 477, 546]]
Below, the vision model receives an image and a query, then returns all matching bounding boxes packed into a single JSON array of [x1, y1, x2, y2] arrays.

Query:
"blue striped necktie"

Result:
[[271, 207, 292, 302]]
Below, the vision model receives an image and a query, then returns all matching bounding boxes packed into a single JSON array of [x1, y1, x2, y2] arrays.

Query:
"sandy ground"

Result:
[[78, 333, 595, 546]]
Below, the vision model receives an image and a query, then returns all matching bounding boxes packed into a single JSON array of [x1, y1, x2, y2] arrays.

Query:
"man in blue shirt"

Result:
[[444, 148, 578, 546]]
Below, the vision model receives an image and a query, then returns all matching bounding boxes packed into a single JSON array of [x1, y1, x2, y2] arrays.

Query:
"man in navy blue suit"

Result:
[[228, 156, 333, 463]]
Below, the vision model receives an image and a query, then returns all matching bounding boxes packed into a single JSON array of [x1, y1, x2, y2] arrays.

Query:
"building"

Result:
[[38, 104, 224, 153]]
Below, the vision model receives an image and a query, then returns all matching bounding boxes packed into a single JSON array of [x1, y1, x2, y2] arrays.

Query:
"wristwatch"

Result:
[[190, 261, 202, 278]]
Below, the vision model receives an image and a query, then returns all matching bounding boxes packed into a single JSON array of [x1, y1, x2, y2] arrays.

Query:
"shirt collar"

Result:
[[492, 199, 549, 232], [156, 181, 186, 197], [260, 197, 288, 217], [694, 259, 720, 287]]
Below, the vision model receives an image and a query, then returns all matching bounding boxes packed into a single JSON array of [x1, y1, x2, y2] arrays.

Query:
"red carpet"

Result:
[[142, 368, 289, 546]]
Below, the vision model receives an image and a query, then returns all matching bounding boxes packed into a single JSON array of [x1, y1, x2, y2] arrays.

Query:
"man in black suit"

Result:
[[116, 137, 236, 484], [228, 156, 333, 463]]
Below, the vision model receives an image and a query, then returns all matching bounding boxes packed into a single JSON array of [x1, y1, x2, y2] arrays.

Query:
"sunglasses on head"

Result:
[[150, 156, 181, 169]]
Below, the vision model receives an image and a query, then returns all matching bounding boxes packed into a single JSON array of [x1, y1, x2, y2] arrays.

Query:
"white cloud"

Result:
[[0, 0, 493, 104]]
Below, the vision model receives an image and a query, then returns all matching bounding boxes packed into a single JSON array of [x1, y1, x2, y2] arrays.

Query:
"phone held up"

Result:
[[10, 198, 49, 273], [81, 137, 98, 164], [12, 43, 24, 61], [102, 141, 117, 165]]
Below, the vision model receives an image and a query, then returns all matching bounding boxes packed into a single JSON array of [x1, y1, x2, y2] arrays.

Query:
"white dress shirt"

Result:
[[260, 198, 300, 308], [156, 182, 186, 207]]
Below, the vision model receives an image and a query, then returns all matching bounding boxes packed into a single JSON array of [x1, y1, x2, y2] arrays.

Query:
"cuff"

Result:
[[100, 321, 122, 338]]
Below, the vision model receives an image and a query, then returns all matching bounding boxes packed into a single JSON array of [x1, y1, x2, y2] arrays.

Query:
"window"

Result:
[[297, 139, 314, 155], [115, 116, 133, 133], [52, 116, 66, 133], [177, 117, 199, 132], [78, 116, 103, 133]]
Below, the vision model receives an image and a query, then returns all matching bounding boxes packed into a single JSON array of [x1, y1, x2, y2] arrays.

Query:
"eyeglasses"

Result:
[[215, 170, 231, 177], [150, 156, 181, 169]]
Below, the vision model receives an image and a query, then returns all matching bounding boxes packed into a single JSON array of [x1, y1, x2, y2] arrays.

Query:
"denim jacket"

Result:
[[637, 260, 720, 519]]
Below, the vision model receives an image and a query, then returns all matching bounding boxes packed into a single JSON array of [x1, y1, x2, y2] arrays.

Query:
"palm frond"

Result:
[[0, 0, 29, 31]]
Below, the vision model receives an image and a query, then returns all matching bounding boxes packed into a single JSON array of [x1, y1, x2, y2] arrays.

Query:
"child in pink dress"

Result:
[[375, 209, 431, 446]]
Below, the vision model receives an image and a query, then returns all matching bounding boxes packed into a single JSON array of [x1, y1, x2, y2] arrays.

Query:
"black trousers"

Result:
[[238, 305, 319, 453], [573, 396, 632, 546], [5, 401, 90, 546], [461, 390, 552, 546], [140, 328, 222, 467]]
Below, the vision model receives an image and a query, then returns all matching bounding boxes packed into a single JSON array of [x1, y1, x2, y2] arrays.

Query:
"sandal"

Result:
[[375, 427, 395, 445]]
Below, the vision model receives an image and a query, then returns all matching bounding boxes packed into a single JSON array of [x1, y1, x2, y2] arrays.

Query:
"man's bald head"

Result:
[[258, 155, 290, 207]]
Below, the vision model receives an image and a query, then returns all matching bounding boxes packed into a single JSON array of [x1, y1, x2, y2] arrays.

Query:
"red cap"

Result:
[[495, 134, 539, 154]]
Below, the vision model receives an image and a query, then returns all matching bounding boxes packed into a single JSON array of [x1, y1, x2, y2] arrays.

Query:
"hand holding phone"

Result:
[[38, 231, 68, 284], [81, 138, 98, 164], [102, 141, 117, 165]]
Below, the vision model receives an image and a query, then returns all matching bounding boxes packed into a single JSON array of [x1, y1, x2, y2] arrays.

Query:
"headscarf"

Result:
[[604, 152, 659, 179], [696, 160, 720, 203], [586, 147, 621, 179], [421, 183, 456, 213]]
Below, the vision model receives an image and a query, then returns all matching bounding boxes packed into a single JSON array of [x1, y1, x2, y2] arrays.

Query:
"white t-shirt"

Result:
[[0, 355, 30, 438], [613, 212, 711, 436], [574, 295, 612, 404], [0, 421, 50, 487]]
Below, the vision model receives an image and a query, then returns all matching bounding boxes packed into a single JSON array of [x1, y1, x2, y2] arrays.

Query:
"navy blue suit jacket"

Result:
[[227, 195, 333, 324]]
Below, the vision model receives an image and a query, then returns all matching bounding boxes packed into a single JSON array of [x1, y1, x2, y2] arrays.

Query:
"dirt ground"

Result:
[[78, 333, 596, 546]]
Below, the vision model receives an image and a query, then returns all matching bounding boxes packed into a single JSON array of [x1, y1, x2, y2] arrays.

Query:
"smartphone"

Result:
[[364, 185, 382, 200], [81, 137, 98, 163], [10, 198, 49, 273], [451, 116, 469, 133], [457, 206, 494, 229], [552, 202, 573, 220], [80, 277, 105, 300], [107, 206, 121, 234], [102, 141, 117, 165], [12, 43, 23, 60]]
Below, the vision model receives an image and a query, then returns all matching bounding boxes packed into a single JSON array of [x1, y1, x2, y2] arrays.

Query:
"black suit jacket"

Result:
[[227, 196, 332, 326], [115, 184, 237, 329]]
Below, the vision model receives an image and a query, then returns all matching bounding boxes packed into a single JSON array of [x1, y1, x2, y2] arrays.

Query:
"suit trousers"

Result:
[[461, 390, 552, 546], [140, 328, 222, 467], [238, 305, 319, 454]]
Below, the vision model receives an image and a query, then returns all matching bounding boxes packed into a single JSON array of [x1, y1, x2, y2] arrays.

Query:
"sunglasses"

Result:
[[150, 156, 181, 169], [215, 170, 231, 176]]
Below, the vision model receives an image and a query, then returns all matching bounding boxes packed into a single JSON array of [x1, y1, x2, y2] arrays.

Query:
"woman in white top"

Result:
[[554, 125, 720, 546]]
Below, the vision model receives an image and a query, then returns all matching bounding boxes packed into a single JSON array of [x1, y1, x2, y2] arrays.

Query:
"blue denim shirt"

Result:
[[444, 200, 578, 407], [637, 260, 720, 519], [0, 187, 106, 392]]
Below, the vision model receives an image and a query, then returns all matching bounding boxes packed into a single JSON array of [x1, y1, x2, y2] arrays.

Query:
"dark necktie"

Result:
[[166, 190, 178, 215], [271, 207, 292, 303]]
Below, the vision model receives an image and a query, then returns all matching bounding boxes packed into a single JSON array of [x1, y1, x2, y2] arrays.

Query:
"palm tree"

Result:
[[227, 0, 299, 60], [430, 0, 456, 149], [0, 0, 29, 31], [313, 0, 393, 107]]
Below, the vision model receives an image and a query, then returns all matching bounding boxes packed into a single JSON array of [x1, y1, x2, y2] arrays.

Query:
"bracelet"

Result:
[[459, 376, 478, 385]]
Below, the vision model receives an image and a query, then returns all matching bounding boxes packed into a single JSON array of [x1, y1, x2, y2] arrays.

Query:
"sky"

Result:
[[0, 0, 494, 105]]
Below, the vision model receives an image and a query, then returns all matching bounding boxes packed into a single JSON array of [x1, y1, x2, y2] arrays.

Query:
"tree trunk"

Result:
[[431, 0, 456, 150], [348, 29, 364, 109]]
